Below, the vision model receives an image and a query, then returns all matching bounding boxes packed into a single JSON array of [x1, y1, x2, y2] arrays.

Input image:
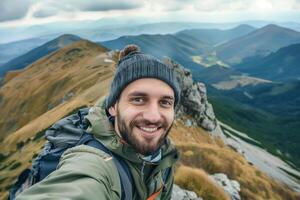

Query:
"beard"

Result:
[[116, 109, 173, 156]]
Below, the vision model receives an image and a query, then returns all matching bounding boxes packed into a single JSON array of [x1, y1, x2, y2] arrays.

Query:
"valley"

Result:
[[216, 121, 300, 193]]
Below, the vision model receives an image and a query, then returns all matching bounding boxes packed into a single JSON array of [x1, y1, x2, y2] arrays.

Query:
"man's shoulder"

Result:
[[16, 145, 122, 200], [57, 145, 119, 181]]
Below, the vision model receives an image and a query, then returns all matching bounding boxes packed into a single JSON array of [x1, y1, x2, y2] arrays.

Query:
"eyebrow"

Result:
[[128, 92, 148, 97], [128, 92, 174, 100], [162, 96, 174, 100]]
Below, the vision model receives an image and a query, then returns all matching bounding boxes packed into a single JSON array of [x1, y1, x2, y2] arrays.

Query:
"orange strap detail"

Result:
[[120, 139, 127, 144], [147, 186, 163, 200]]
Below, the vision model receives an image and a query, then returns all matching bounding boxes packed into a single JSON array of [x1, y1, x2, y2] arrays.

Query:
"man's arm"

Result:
[[16, 145, 121, 200]]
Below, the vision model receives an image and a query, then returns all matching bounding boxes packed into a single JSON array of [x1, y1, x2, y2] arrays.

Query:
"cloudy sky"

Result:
[[0, 0, 300, 27]]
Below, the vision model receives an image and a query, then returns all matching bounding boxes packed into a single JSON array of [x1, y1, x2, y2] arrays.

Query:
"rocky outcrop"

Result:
[[210, 173, 241, 200], [171, 184, 203, 200], [171, 175, 241, 200], [164, 58, 217, 131]]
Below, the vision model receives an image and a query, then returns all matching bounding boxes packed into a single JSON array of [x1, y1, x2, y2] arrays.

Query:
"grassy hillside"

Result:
[[192, 64, 240, 83], [0, 39, 111, 139], [171, 118, 300, 200]]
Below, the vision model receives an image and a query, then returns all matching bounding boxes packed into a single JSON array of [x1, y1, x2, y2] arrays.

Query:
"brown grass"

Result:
[[175, 165, 231, 200], [0, 40, 114, 140], [3, 70, 23, 83]]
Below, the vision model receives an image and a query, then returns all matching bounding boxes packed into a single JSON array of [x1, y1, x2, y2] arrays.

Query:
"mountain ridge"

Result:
[[175, 24, 255, 46], [0, 34, 82, 77], [215, 24, 300, 64], [235, 43, 300, 81]]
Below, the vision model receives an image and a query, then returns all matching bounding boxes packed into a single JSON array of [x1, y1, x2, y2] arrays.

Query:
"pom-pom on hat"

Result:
[[105, 44, 181, 109]]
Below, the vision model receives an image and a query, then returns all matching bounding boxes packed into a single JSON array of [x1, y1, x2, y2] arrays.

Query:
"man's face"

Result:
[[109, 78, 175, 155]]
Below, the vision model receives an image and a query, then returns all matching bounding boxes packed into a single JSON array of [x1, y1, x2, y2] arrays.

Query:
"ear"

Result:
[[108, 105, 117, 117]]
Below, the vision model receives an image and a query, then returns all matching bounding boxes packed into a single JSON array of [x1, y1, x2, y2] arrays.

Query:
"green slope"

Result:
[[208, 85, 300, 169]]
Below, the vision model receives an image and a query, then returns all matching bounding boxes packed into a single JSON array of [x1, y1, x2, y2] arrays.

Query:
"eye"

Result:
[[160, 99, 173, 108], [130, 97, 145, 105]]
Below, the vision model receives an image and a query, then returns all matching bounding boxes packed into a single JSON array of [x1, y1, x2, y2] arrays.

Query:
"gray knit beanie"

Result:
[[105, 44, 181, 109]]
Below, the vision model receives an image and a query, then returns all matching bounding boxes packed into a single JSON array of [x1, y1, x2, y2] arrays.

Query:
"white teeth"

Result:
[[140, 127, 158, 132]]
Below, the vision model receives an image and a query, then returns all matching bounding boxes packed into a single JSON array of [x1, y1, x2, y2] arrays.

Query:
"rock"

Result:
[[210, 123, 226, 138], [106, 50, 116, 58], [185, 119, 193, 127], [210, 173, 241, 200], [171, 184, 203, 200], [201, 117, 216, 131], [163, 58, 217, 131]]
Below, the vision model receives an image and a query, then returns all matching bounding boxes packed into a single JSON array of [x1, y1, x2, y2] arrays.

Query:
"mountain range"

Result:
[[0, 21, 258, 45], [2, 19, 300, 44], [100, 24, 258, 74], [0, 23, 253, 77], [175, 24, 255, 46], [1, 21, 216, 67], [215, 24, 300, 64], [101, 24, 300, 69], [2, 23, 300, 78]]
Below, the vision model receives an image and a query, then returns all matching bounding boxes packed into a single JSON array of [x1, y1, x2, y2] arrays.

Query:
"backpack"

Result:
[[9, 108, 171, 200]]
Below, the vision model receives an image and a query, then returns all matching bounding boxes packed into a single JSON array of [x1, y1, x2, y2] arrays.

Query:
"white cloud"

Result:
[[0, 0, 32, 22], [31, 0, 144, 15], [0, 0, 300, 27]]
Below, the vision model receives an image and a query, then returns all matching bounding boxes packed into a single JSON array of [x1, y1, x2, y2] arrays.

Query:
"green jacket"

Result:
[[17, 105, 179, 200]]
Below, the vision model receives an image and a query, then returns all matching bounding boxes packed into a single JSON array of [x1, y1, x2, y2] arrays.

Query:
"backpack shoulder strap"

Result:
[[162, 167, 171, 183], [161, 166, 172, 193], [78, 133, 133, 200]]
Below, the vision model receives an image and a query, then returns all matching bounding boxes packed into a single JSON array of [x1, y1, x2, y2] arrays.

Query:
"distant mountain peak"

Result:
[[56, 34, 81, 40], [234, 24, 255, 29], [50, 34, 82, 48], [259, 24, 299, 33], [263, 24, 281, 29]]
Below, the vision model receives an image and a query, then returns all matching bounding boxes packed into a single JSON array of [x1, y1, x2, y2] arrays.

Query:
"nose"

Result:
[[142, 102, 161, 123]]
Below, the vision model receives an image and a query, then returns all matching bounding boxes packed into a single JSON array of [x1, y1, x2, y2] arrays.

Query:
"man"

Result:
[[17, 44, 181, 200]]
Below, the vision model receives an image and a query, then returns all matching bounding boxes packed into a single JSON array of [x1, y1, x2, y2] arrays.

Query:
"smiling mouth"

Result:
[[140, 126, 158, 132], [136, 126, 162, 134]]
